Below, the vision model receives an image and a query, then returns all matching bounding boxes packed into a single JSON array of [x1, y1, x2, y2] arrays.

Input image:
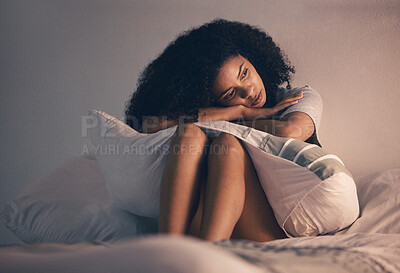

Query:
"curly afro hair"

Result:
[[125, 18, 295, 131]]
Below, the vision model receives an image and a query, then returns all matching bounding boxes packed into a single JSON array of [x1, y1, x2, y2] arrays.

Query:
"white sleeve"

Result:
[[278, 85, 323, 133]]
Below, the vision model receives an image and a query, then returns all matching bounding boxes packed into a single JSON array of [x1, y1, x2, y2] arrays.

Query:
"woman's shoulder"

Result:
[[276, 85, 323, 113], [276, 85, 324, 133]]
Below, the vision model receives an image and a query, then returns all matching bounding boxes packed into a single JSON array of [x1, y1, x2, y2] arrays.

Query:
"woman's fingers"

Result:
[[272, 91, 303, 112], [274, 91, 303, 108], [279, 91, 303, 104], [243, 92, 303, 119], [274, 100, 299, 111]]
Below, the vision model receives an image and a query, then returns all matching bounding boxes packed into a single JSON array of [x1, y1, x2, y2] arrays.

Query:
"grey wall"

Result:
[[1, 0, 399, 244]]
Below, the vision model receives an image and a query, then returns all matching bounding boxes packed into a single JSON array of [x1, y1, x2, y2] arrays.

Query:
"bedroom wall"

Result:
[[0, 0, 399, 244]]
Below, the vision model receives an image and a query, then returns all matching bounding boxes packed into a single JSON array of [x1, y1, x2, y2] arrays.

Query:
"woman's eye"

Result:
[[241, 68, 248, 80], [224, 89, 236, 100]]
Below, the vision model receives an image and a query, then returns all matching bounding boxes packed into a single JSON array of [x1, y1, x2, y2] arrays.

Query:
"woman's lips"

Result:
[[251, 91, 262, 106]]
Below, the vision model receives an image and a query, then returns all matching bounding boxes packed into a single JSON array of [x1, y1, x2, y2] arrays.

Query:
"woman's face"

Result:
[[212, 54, 266, 108]]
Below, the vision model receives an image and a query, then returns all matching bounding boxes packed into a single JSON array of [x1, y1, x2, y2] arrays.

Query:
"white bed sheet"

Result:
[[1, 233, 399, 273]]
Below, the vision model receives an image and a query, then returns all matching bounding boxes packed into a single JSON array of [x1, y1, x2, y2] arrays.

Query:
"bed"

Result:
[[1, 114, 400, 272], [1, 233, 400, 272]]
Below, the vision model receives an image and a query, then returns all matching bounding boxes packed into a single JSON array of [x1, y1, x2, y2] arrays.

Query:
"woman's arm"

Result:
[[142, 106, 245, 133], [234, 86, 322, 142], [234, 112, 315, 141], [142, 92, 302, 134], [199, 92, 309, 140]]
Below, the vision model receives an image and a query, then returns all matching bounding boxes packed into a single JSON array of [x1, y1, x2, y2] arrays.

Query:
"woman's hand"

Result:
[[242, 91, 303, 120]]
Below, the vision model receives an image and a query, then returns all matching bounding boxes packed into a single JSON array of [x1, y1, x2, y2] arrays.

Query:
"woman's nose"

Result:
[[239, 85, 254, 99]]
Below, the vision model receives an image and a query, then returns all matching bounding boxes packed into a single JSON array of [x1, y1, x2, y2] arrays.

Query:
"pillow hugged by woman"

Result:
[[123, 18, 359, 242]]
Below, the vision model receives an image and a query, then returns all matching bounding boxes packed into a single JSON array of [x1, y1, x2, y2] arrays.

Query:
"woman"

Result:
[[125, 19, 358, 242]]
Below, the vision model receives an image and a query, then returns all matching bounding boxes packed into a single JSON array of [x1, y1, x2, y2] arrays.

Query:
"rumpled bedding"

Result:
[[1, 167, 400, 272], [1, 233, 399, 273]]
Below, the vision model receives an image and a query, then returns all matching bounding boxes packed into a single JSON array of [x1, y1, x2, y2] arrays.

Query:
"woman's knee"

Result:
[[172, 123, 208, 143], [209, 133, 244, 158], [168, 123, 209, 156], [174, 123, 205, 137]]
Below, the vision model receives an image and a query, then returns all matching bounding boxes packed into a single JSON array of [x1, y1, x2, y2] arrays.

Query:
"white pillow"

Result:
[[88, 110, 357, 234], [88, 109, 399, 236], [336, 168, 400, 235], [1, 157, 158, 244], [88, 109, 178, 218]]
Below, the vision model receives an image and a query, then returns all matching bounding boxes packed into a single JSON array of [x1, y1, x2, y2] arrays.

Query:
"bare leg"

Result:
[[158, 124, 209, 235], [230, 153, 287, 242], [198, 133, 246, 241], [190, 133, 286, 242], [187, 168, 207, 238]]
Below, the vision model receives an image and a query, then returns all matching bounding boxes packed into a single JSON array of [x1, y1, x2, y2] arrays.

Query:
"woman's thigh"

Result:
[[229, 142, 286, 242], [187, 164, 208, 237], [188, 133, 286, 242]]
